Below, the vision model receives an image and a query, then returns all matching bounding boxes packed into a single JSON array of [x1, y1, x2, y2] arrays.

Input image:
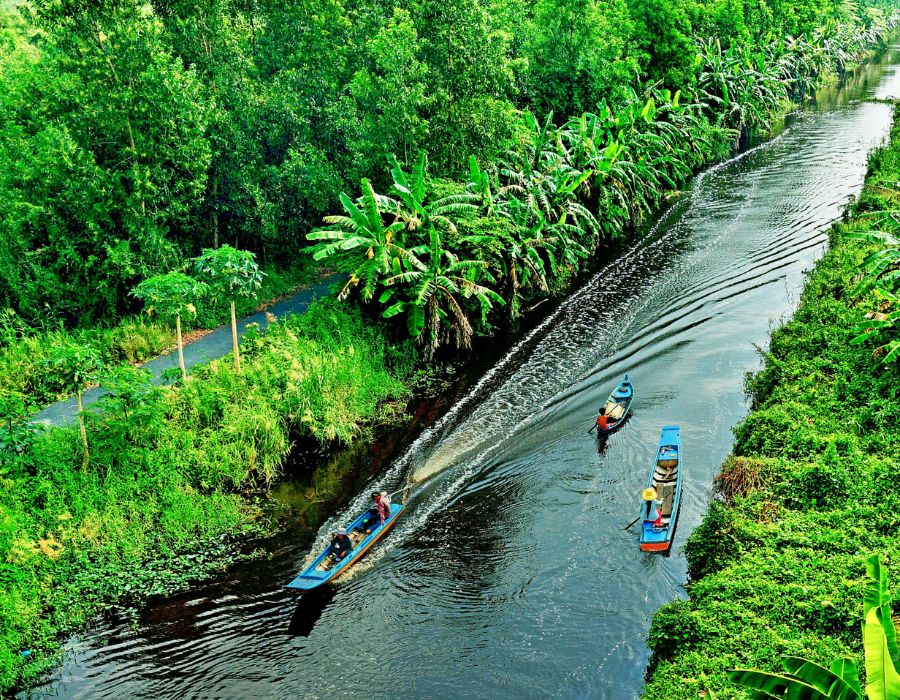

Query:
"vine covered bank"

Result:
[[643, 110, 900, 698]]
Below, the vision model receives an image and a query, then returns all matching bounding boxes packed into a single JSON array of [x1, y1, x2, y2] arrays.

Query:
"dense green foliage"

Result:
[[723, 557, 898, 699], [0, 0, 897, 326], [0, 263, 307, 411], [306, 4, 900, 354], [642, 110, 900, 699], [1, 0, 898, 694], [0, 300, 411, 693]]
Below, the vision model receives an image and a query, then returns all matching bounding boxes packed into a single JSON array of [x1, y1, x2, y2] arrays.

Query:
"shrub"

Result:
[[647, 599, 701, 661], [684, 499, 736, 581]]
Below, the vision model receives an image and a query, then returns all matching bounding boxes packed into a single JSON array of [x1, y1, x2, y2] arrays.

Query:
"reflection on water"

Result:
[[24, 50, 900, 700], [287, 588, 336, 638]]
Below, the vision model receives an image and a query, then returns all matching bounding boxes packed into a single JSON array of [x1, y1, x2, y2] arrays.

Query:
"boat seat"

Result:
[[659, 484, 675, 515], [606, 403, 626, 420], [657, 458, 677, 468]]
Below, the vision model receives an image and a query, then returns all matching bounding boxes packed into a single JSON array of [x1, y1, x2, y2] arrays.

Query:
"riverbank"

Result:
[[4, 19, 899, 700], [641, 107, 900, 698], [0, 300, 413, 694]]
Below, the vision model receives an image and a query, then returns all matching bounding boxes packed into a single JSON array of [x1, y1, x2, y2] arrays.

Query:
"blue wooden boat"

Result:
[[286, 502, 404, 592], [639, 426, 682, 553], [595, 374, 634, 435]]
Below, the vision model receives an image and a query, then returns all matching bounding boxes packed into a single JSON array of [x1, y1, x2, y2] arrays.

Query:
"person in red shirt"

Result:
[[596, 413, 609, 432]]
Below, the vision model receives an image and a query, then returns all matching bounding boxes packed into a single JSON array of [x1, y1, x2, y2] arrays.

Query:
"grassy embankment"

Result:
[[0, 300, 412, 693], [642, 110, 900, 698]]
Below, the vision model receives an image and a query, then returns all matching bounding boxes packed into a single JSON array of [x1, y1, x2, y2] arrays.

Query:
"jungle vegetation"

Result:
[[2, 0, 900, 695], [0, 0, 897, 332]]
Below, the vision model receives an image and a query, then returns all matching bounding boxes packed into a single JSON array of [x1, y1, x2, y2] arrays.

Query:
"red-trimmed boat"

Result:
[[639, 426, 683, 553]]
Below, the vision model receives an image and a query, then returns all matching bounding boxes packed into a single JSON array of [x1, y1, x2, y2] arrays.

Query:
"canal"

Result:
[[26, 49, 900, 700]]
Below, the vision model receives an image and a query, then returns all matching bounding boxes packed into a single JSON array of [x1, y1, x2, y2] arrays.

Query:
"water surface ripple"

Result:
[[26, 54, 900, 700]]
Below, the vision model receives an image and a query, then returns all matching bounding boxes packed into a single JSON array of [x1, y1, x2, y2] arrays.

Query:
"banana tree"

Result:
[[385, 152, 479, 235], [698, 38, 787, 140], [193, 246, 264, 373], [851, 288, 900, 363], [131, 271, 207, 381], [848, 226, 900, 363], [307, 178, 409, 301], [467, 156, 496, 215], [379, 229, 504, 356], [726, 555, 900, 699], [849, 229, 900, 296], [500, 112, 571, 218], [462, 209, 551, 320]]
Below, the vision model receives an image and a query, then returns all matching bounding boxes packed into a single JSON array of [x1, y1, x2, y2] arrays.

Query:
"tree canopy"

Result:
[[0, 0, 896, 327]]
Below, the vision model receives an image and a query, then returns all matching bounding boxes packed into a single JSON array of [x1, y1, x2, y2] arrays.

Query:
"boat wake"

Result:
[[302, 119, 822, 563]]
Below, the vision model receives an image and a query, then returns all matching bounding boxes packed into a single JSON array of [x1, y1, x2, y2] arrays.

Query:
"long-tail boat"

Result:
[[286, 502, 404, 592]]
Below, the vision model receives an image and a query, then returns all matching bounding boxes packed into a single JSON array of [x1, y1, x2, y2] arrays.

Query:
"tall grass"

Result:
[[0, 299, 411, 694]]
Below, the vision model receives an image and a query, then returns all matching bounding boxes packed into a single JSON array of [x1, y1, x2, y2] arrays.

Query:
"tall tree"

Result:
[[414, 0, 520, 169], [131, 271, 207, 380], [150, 0, 262, 251], [16, 0, 211, 322], [524, 0, 638, 117], [350, 8, 429, 167], [627, 0, 698, 88]]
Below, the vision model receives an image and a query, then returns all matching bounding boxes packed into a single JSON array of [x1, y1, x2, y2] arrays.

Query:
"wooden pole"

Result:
[[230, 300, 240, 372], [176, 314, 187, 381], [76, 390, 89, 471]]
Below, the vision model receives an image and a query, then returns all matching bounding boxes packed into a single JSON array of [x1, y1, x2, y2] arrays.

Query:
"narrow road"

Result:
[[31, 275, 339, 428]]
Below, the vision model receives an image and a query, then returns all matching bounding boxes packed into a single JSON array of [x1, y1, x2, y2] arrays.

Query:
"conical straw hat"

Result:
[[642, 487, 658, 501]]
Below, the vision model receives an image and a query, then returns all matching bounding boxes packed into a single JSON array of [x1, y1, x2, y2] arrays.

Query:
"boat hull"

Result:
[[286, 503, 404, 592], [639, 541, 671, 552], [638, 426, 682, 553], [596, 375, 634, 435]]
